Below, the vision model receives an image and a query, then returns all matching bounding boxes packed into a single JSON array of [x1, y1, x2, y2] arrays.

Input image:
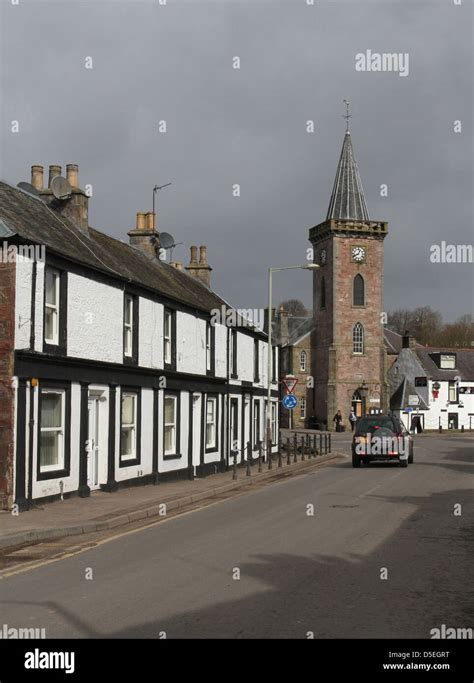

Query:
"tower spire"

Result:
[[326, 103, 369, 221]]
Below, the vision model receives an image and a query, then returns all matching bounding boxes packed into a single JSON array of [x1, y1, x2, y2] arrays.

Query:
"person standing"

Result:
[[333, 409, 343, 432], [349, 409, 357, 432]]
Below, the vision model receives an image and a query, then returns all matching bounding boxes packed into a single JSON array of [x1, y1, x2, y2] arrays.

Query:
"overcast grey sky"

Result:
[[1, 0, 472, 321]]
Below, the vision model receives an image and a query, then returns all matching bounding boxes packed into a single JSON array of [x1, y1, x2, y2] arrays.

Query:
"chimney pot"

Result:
[[31, 165, 44, 191], [48, 165, 62, 187], [136, 212, 146, 230], [185, 245, 212, 288], [66, 164, 79, 188], [145, 212, 156, 231]]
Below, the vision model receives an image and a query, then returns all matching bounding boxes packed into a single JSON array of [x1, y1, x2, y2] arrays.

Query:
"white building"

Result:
[[0, 164, 278, 510], [389, 335, 474, 431]]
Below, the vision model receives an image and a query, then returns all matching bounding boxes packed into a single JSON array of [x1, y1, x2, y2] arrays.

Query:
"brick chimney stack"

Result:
[[185, 245, 212, 288], [127, 211, 160, 259], [35, 163, 90, 234]]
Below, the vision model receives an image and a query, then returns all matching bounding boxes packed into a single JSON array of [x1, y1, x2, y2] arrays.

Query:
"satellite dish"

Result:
[[17, 181, 39, 197], [51, 175, 72, 201], [159, 232, 176, 250]]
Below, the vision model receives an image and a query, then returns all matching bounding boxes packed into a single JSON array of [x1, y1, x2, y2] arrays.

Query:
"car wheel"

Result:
[[362, 458, 370, 466], [399, 458, 408, 468], [352, 453, 361, 468]]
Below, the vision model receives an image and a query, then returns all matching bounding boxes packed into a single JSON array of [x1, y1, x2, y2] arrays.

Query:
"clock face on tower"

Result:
[[320, 248, 327, 265], [351, 246, 366, 263]]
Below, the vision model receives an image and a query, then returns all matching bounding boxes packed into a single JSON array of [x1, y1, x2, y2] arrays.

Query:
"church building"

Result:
[[309, 122, 389, 429]]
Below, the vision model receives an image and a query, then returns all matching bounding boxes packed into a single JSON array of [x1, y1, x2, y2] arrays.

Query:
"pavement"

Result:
[[0, 432, 472, 639], [0, 446, 342, 551]]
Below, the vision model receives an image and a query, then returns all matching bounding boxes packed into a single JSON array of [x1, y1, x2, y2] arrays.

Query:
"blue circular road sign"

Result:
[[282, 394, 297, 410]]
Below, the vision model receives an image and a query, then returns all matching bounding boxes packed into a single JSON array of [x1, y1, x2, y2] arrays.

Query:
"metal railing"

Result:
[[229, 432, 332, 479]]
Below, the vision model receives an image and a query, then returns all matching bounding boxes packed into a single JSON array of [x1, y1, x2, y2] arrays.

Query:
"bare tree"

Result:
[[387, 308, 473, 347], [436, 314, 474, 348]]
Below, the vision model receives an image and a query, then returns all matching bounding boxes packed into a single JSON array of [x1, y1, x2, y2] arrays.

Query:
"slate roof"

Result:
[[287, 317, 313, 345], [0, 180, 234, 317], [415, 347, 474, 381], [326, 131, 370, 221], [390, 377, 429, 411], [271, 316, 313, 346]]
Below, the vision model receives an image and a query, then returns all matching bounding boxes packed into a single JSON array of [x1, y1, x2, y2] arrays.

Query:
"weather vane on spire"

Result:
[[343, 99, 352, 132]]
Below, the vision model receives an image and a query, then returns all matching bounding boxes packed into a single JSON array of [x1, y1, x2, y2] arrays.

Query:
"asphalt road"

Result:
[[1, 434, 473, 639]]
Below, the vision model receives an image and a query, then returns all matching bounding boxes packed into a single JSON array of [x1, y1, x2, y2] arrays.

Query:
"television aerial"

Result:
[[153, 182, 172, 215], [51, 175, 72, 201]]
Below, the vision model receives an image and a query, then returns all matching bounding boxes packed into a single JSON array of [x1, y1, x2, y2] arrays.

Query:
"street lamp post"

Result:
[[359, 381, 369, 418], [266, 263, 320, 469]]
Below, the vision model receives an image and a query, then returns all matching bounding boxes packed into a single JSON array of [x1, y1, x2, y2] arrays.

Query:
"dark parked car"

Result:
[[351, 414, 414, 468]]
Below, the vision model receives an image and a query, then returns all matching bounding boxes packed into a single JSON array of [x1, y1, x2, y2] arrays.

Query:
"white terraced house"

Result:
[[0, 163, 279, 510]]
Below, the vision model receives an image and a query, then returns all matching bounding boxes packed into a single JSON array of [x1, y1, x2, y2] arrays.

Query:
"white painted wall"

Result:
[[215, 324, 227, 378], [398, 379, 474, 431], [236, 332, 254, 382], [15, 258, 33, 349], [67, 274, 123, 363], [34, 261, 44, 352], [176, 312, 206, 375], [139, 298, 163, 369]]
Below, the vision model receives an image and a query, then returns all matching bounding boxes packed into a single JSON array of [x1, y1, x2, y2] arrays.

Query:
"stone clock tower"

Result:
[[309, 125, 389, 429]]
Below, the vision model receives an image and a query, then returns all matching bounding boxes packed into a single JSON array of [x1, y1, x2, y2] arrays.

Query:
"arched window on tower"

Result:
[[320, 277, 326, 309], [352, 323, 364, 354], [353, 274, 365, 307]]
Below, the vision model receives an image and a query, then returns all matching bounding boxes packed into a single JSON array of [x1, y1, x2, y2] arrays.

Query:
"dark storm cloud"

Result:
[[1, 0, 472, 321]]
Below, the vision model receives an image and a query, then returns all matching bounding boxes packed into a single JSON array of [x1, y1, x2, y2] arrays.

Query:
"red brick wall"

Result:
[[0, 260, 15, 509], [312, 229, 388, 429]]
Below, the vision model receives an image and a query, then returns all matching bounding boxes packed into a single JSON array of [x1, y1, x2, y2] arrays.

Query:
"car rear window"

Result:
[[356, 416, 396, 434]]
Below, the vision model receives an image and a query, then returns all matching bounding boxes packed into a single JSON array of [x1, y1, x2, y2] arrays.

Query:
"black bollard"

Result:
[[301, 435, 305, 461], [293, 433, 298, 463], [286, 437, 291, 465], [258, 441, 262, 473], [246, 441, 252, 476], [232, 449, 238, 480], [278, 438, 283, 468]]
